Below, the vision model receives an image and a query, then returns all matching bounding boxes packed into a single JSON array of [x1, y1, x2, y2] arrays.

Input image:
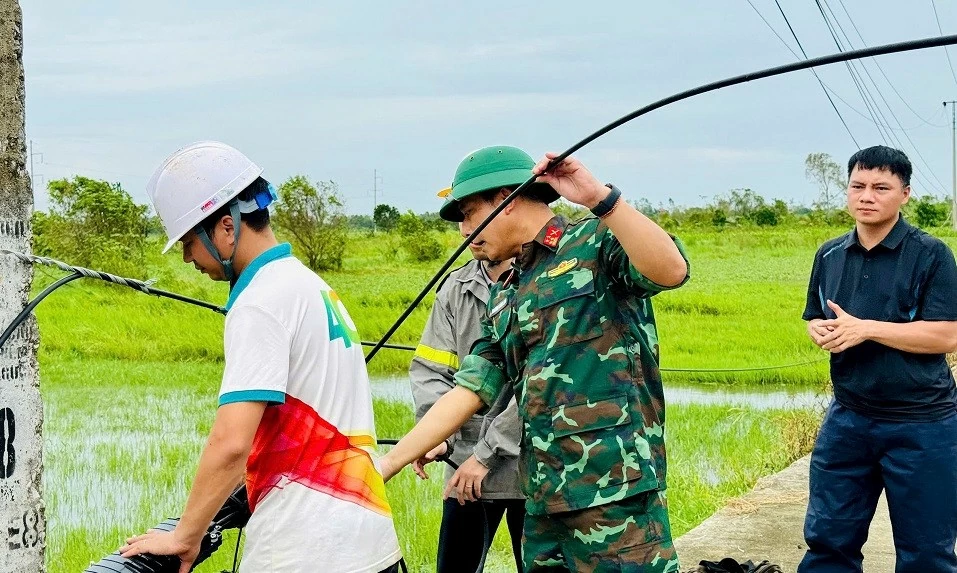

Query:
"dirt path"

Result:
[[673, 455, 896, 572]]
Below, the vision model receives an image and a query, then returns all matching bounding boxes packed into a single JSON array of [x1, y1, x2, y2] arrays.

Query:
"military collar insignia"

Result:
[[543, 225, 563, 248], [489, 297, 509, 318], [546, 257, 578, 278]]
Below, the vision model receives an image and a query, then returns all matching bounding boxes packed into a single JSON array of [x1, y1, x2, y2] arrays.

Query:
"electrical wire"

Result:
[[745, 0, 943, 132], [765, 0, 860, 146], [836, 0, 949, 128], [931, 0, 957, 90], [816, 0, 948, 196]]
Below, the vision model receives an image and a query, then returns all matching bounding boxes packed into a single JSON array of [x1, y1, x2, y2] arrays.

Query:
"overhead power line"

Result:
[[747, 0, 945, 132], [745, 0, 859, 146], [815, 0, 947, 195], [932, 0, 957, 90], [819, 0, 945, 192], [836, 0, 949, 128]]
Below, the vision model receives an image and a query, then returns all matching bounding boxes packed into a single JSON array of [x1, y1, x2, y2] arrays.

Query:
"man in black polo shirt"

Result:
[[799, 145, 957, 572]]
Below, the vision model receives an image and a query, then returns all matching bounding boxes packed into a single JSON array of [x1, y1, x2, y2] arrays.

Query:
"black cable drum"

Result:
[[81, 486, 250, 573]]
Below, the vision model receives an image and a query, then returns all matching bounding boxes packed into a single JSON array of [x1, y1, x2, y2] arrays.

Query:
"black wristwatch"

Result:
[[590, 183, 622, 218]]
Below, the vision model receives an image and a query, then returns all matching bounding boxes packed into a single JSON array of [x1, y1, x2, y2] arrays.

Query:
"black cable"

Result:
[[656, 357, 828, 373], [377, 439, 489, 573], [475, 502, 491, 573], [0, 252, 226, 350], [359, 341, 421, 352], [767, 0, 860, 146], [0, 271, 83, 349], [0, 250, 228, 315], [375, 438, 458, 470], [365, 32, 957, 362], [0, 255, 831, 375], [231, 528, 242, 573]]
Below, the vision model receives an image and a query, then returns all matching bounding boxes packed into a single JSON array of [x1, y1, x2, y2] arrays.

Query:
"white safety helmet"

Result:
[[147, 141, 264, 254], [147, 141, 277, 284]]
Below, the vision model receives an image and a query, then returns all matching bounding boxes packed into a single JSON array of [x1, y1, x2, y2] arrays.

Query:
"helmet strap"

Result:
[[194, 200, 243, 285]]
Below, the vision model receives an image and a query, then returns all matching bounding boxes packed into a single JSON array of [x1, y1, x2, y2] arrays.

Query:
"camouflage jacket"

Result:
[[455, 215, 690, 516]]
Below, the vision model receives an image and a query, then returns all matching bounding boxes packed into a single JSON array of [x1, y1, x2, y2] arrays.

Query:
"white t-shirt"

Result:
[[219, 244, 401, 573]]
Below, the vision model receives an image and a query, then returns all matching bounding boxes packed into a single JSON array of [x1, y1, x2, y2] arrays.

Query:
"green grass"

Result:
[[653, 226, 839, 386], [42, 357, 819, 572], [35, 226, 839, 383], [35, 225, 957, 384]]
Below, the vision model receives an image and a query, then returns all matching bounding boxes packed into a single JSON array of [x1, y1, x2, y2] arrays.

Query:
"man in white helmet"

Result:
[[120, 141, 403, 573]]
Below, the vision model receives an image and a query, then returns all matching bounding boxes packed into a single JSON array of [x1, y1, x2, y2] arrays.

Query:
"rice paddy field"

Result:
[[36, 224, 957, 571]]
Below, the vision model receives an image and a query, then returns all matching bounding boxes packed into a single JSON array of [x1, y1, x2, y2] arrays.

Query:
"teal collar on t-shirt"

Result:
[[225, 242, 293, 311]]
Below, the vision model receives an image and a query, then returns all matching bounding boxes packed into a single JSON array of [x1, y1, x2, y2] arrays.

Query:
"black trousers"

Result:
[[436, 497, 526, 573], [798, 402, 957, 573]]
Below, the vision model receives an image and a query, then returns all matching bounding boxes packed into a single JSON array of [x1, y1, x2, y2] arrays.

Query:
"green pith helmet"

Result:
[[438, 145, 559, 222]]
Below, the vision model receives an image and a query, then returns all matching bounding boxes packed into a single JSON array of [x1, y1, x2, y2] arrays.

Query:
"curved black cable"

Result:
[[360, 341, 422, 352], [364, 32, 957, 363], [0, 271, 83, 349]]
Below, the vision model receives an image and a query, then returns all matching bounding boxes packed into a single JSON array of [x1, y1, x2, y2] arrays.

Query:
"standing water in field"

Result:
[[368, 375, 828, 411]]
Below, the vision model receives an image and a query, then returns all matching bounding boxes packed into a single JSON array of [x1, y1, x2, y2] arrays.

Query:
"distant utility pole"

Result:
[[945, 101, 957, 229], [27, 140, 42, 193], [372, 169, 383, 233]]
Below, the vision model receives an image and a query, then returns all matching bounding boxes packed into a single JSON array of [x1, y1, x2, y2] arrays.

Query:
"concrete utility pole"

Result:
[[0, 1, 45, 571], [945, 101, 957, 229]]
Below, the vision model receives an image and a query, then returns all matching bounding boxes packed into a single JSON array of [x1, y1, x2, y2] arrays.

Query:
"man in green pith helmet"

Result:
[[381, 145, 690, 572]]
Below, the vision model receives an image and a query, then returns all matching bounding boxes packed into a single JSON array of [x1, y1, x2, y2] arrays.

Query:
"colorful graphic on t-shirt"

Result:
[[245, 394, 391, 517], [322, 289, 361, 348]]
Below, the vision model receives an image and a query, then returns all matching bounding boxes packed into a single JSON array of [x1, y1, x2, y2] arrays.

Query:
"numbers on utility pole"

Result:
[[0, 408, 13, 479]]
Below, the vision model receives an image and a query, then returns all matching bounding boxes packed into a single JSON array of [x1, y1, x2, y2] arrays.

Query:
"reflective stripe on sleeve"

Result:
[[414, 344, 460, 369]]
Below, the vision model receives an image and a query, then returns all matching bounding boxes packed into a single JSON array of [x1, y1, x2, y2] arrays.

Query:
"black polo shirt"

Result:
[[804, 216, 957, 422]]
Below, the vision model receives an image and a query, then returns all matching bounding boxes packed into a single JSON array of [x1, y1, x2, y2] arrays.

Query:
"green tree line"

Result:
[[32, 153, 953, 275]]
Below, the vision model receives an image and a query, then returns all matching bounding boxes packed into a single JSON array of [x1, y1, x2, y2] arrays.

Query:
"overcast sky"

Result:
[[20, 0, 957, 215]]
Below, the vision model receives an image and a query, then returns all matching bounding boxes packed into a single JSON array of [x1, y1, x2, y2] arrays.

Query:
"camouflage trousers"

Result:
[[522, 489, 680, 573]]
